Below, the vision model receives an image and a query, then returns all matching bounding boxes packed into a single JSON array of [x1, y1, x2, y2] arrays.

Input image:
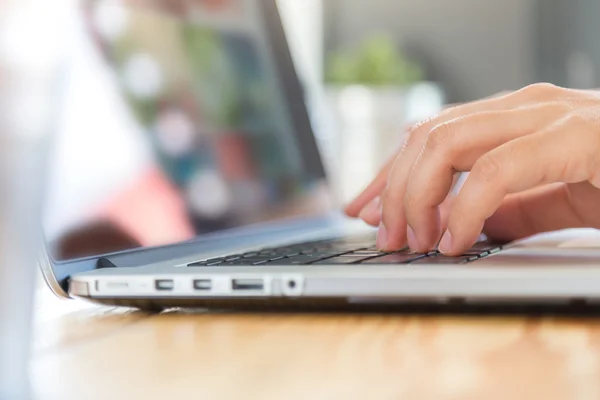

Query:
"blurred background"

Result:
[[2, 0, 600, 260], [282, 0, 600, 202]]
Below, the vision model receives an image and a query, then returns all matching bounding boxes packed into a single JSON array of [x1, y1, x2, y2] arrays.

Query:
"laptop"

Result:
[[39, 0, 600, 311]]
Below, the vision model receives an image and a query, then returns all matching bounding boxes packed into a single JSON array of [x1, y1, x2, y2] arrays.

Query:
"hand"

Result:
[[345, 83, 600, 255]]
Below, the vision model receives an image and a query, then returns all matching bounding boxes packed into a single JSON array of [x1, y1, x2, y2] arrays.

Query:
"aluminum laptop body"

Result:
[[40, 0, 600, 311]]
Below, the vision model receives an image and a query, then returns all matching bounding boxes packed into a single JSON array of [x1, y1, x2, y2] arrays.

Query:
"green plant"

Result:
[[325, 34, 423, 86]]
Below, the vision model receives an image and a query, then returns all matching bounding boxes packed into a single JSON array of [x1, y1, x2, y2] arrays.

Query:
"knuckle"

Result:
[[562, 110, 600, 151], [473, 153, 504, 184], [532, 82, 561, 93], [518, 82, 562, 99], [562, 111, 591, 128], [548, 99, 576, 114], [424, 122, 456, 155]]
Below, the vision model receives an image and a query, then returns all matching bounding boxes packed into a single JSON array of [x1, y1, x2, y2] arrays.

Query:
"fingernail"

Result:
[[377, 223, 388, 250], [439, 230, 453, 254], [407, 226, 421, 251]]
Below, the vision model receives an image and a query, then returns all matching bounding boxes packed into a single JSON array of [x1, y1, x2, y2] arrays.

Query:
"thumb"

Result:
[[483, 183, 587, 243]]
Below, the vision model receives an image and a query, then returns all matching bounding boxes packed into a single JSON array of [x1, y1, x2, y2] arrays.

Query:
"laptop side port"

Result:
[[193, 279, 212, 291], [155, 279, 174, 291], [281, 275, 303, 296], [231, 278, 264, 291]]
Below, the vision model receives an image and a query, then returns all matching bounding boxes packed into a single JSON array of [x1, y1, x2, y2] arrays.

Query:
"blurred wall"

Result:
[[324, 0, 539, 102], [278, 0, 323, 91], [537, 0, 600, 89]]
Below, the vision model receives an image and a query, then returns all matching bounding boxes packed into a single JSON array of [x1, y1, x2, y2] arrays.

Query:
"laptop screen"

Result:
[[43, 0, 329, 262]]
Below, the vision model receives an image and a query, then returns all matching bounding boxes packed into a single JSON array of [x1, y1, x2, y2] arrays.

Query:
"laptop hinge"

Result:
[[97, 257, 118, 269]]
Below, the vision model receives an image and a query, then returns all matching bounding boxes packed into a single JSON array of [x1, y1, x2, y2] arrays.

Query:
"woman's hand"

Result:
[[345, 83, 600, 255]]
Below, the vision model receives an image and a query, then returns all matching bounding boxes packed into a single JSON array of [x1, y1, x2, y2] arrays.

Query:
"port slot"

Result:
[[232, 278, 264, 291], [155, 279, 174, 291], [106, 281, 129, 289], [193, 279, 212, 291]]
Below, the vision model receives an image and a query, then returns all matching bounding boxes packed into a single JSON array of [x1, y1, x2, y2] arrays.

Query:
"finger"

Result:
[[358, 196, 381, 226], [360, 186, 458, 229], [565, 181, 600, 228], [345, 106, 475, 220], [439, 120, 600, 255], [346, 117, 437, 218], [404, 104, 565, 251], [378, 90, 539, 250], [483, 183, 588, 242]]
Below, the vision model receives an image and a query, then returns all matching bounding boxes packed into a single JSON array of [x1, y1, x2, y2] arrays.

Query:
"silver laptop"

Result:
[[39, 0, 600, 311]]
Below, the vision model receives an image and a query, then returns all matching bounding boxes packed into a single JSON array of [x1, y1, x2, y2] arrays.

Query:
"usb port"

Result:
[[232, 278, 264, 291], [155, 279, 174, 291], [193, 279, 212, 291]]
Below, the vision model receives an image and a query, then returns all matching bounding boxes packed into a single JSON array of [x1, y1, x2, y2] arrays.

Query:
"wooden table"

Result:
[[31, 230, 600, 400]]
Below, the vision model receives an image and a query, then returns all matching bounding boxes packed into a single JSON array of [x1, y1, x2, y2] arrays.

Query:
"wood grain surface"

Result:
[[31, 230, 600, 400]]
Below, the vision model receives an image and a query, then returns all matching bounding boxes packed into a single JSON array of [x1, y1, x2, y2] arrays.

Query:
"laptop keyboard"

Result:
[[187, 233, 502, 267]]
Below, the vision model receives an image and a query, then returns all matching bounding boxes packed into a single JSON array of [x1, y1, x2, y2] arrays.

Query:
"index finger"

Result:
[[440, 123, 599, 254], [378, 92, 528, 251], [344, 92, 509, 218]]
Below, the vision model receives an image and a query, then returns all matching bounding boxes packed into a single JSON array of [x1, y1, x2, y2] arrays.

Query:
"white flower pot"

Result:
[[323, 82, 445, 202]]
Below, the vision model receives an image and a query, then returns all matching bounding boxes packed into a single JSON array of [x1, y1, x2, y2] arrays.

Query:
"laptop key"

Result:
[[349, 249, 390, 256], [313, 255, 375, 264], [188, 234, 382, 267], [301, 250, 348, 258], [188, 261, 209, 267], [429, 244, 500, 257], [462, 242, 502, 254], [362, 252, 426, 264], [258, 251, 278, 257], [216, 259, 259, 266], [213, 260, 272, 266], [269, 256, 322, 265], [225, 257, 269, 264], [410, 256, 470, 264]]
